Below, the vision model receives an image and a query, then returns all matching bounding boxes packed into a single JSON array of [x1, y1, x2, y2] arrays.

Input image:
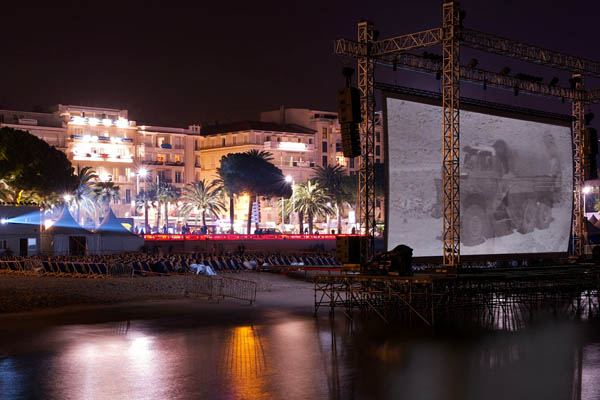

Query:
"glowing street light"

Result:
[[583, 186, 593, 217], [63, 194, 72, 202], [138, 168, 148, 178], [285, 175, 293, 183]]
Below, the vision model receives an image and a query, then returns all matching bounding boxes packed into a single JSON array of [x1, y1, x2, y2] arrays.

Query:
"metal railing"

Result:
[[185, 275, 257, 304]]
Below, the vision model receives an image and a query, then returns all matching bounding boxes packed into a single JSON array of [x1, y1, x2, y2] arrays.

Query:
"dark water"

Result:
[[0, 308, 599, 400]]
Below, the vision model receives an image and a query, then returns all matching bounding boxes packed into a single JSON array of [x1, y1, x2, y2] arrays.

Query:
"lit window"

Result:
[[322, 127, 328, 139]]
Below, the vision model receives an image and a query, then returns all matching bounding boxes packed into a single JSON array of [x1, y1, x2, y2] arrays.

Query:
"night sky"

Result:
[[2, 0, 599, 127]]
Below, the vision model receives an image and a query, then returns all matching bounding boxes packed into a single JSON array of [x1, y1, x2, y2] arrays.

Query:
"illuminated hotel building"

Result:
[[260, 106, 385, 172], [0, 104, 384, 232]]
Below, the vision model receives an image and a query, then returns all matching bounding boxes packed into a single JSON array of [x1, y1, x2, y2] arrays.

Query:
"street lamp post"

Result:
[[285, 175, 294, 232], [134, 168, 148, 232], [137, 167, 147, 195]]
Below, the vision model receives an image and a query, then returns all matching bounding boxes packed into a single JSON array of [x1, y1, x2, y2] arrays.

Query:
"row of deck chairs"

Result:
[[40, 261, 110, 277], [131, 259, 190, 275], [203, 257, 246, 272], [262, 255, 340, 266], [0, 260, 33, 274]]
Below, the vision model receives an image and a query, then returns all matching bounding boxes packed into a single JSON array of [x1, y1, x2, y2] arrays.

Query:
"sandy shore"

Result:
[[0, 272, 314, 315]]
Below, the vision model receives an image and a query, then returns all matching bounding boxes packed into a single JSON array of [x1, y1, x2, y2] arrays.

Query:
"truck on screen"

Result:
[[430, 138, 563, 246]]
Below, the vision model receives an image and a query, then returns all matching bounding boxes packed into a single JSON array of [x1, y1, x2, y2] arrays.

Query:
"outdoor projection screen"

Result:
[[385, 92, 573, 257]]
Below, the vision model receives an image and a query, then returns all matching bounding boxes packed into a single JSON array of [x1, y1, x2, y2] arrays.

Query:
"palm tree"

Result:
[[291, 181, 334, 234], [216, 154, 244, 233], [216, 150, 289, 234], [241, 149, 282, 234], [180, 180, 226, 231], [155, 182, 180, 232], [92, 181, 120, 225], [135, 188, 156, 233], [72, 167, 98, 224], [312, 164, 347, 233]]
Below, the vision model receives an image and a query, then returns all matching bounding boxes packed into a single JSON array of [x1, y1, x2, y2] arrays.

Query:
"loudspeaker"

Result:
[[340, 123, 361, 158], [336, 235, 361, 264], [337, 87, 362, 124]]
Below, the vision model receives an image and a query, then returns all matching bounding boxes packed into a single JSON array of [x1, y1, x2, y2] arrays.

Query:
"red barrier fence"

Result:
[[143, 234, 363, 241]]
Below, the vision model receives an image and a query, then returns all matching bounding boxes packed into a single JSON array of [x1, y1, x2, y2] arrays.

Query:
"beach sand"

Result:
[[0, 272, 317, 332]]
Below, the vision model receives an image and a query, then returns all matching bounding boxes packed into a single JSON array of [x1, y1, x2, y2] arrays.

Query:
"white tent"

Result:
[[41, 207, 99, 255], [96, 209, 144, 254]]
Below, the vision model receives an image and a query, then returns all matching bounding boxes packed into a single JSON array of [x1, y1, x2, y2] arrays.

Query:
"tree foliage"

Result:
[[312, 164, 348, 233], [180, 180, 226, 230], [290, 181, 334, 234], [0, 127, 77, 204]]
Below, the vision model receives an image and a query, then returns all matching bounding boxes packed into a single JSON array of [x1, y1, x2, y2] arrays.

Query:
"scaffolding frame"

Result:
[[357, 21, 377, 262], [333, 0, 600, 266], [315, 267, 600, 328]]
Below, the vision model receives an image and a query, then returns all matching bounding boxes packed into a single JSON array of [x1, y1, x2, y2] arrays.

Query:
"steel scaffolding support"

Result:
[[314, 266, 600, 327], [357, 21, 376, 262], [572, 74, 585, 257], [441, 1, 461, 269]]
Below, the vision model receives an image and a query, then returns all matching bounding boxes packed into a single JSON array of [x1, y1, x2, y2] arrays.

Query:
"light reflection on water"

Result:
[[1, 316, 600, 399]]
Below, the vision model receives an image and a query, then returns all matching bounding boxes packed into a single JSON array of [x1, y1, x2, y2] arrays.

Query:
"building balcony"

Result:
[[72, 152, 133, 163], [142, 160, 184, 166], [70, 134, 133, 144], [292, 161, 316, 168], [142, 160, 164, 165], [263, 141, 314, 152]]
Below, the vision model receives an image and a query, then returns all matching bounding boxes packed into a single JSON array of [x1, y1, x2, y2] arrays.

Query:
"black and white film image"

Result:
[[385, 97, 573, 256]]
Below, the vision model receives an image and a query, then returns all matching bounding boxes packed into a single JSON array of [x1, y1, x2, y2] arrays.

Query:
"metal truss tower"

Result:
[[357, 21, 376, 262], [572, 74, 585, 257], [441, 1, 461, 268]]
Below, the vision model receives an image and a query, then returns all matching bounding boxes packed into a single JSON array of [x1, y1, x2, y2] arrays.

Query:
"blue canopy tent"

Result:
[[41, 207, 99, 255], [95, 208, 144, 254]]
